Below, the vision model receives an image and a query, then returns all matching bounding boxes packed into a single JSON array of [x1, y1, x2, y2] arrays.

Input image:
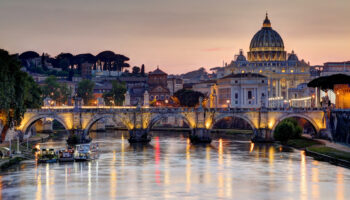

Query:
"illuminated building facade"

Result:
[[224, 14, 311, 100]]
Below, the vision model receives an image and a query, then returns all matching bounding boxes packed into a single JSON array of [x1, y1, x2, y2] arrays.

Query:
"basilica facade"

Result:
[[223, 14, 311, 100]]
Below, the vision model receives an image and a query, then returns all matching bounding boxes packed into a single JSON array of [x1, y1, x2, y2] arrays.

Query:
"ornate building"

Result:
[[224, 14, 311, 100]]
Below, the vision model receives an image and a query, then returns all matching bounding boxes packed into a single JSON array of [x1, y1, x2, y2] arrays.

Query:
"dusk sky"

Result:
[[1, 0, 349, 74]]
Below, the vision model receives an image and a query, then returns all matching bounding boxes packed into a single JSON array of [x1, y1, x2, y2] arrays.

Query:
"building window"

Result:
[[262, 80, 264, 83], [248, 91, 252, 99], [291, 70, 294, 73], [235, 80, 238, 84], [235, 101, 238, 104], [235, 93, 238, 99], [282, 69, 286, 73]]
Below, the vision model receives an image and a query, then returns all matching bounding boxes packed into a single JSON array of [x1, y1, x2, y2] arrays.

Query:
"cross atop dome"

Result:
[[263, 12, 271, 28]]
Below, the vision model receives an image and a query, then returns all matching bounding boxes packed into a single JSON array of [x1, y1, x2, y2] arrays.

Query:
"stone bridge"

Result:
[[15, 105, 329, 143]]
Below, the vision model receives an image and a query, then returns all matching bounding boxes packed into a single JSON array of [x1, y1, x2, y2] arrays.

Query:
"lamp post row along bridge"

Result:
[[15, 100, 330, 143]]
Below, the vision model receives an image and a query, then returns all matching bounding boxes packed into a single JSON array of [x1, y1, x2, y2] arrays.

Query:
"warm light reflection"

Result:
[[218, 138, 223, 166], [268, 146, 275, 164], [88, 162, 92, 200], [0, 176, 2, 200], [336, 167, 344, 200], [287, 157, 294, 193], [154, 137, 161, 184], [300, 150, 307, 200], [311, 167, 319, 199], [249, 142, 255, 153], [205, 145, 211, 184], [186, 137, 191, 192], [36, 170, 42, 200], [110, 150, 117, 198]]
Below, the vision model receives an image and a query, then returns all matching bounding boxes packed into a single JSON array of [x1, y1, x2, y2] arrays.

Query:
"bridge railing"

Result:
[[26, 106, 326, 113]]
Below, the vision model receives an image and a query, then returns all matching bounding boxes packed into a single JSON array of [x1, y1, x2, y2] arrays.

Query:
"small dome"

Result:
[[235, 49, 246, 61], [288, 50, 299, 61]]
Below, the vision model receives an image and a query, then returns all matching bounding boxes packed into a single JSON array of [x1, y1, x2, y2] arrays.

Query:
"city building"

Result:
[[222, 14, 311, 101], [148, 68, 170, 104], [215, 73, 268, 108], [81, 62, 93, 79], [334, 84, 350, 109], [287, 83, 315, 108], [318, 61, 350, 76], [119, 76, 147, 106], [167, 76, 183, 95], [192, 80, 217, 96]]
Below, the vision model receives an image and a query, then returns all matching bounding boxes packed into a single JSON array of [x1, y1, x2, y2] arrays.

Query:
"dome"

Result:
[[235, 49, 246, 61], [247, 13, 287, 62], [287, 50, 299, 61]]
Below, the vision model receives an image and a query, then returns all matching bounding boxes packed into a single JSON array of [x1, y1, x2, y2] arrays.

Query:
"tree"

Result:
[[274, 118, 302, 143], [0, 49, 42, 141], [103, 81, 126, 106], [23, 76, 42, 109], [77, 79, 95, 105], [41, 76, 71, 105], [41, 53, 49, 71], [173, 89, 205, 107], [141, 64, 145, 75], [132, 66, 140, 74]]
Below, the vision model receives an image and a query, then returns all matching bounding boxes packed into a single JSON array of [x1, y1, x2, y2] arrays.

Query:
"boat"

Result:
[[37, 148, 58, 163], [74, 143, 99, 161], [58, 147, 75, 162]]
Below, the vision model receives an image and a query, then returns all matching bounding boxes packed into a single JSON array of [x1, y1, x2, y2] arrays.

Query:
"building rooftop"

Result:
[[220, 73, 266, 79]]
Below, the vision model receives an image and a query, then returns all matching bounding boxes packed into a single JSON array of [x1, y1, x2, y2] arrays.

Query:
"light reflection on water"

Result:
[[0, 131, 350, 199]]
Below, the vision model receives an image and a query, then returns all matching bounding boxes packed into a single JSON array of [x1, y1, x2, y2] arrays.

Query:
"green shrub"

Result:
[[274, 118, 303, 143]]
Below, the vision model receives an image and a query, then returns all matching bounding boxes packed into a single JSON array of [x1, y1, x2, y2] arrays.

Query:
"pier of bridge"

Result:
[[14, 102, 329, 144]]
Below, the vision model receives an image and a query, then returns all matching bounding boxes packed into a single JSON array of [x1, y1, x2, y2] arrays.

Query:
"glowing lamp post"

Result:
[[226, 99, 230, 108]]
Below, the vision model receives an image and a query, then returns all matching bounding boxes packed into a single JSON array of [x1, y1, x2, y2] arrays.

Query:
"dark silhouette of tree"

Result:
[[56, 53, 74, 71], [41, 76, 71, 105], [96, 51, 130, 72], [173, 89, 204, 107], [18, 51, 40, 60], [141, 64, 145, 75], [0, 49, 42, 141], [132, 66, 140, 74], [41, 53, 49, 71], [97, 51, 115, 71], [77, 79, 95, 105], [103, 81, 126, 106]]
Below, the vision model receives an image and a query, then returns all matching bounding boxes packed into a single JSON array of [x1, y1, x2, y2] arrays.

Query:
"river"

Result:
[[0, 131, 349, 200]]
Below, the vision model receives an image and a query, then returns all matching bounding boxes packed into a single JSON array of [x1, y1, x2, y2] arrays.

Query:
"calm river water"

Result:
[[0, 131, 349, 200]]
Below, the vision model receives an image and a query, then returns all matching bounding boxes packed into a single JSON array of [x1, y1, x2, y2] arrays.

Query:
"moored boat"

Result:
[[58, 147, 75, 162], [74, 143, 99, 161], [37, 148, 58, 163]]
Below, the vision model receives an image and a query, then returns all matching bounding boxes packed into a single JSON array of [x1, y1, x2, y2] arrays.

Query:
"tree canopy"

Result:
[[103, 81, 126, 106], [173, 89, 205, 107], [41, 76, 71, 105], [77, 79, 95, 105], [307, 74, 350, 91], [274, 118, 302, 143], [0, 49, 42, 140]]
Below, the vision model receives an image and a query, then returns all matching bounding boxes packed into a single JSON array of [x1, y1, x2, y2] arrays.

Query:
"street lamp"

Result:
[[226, 99, 230, 108]]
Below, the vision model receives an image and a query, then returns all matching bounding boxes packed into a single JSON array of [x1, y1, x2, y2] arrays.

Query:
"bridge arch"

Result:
[[271, 113, 321, 134], [83, 114, 128, 134], [210, 113, 258, 131], [147, 113, 192, 131], [21, 114, 69, 134]]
